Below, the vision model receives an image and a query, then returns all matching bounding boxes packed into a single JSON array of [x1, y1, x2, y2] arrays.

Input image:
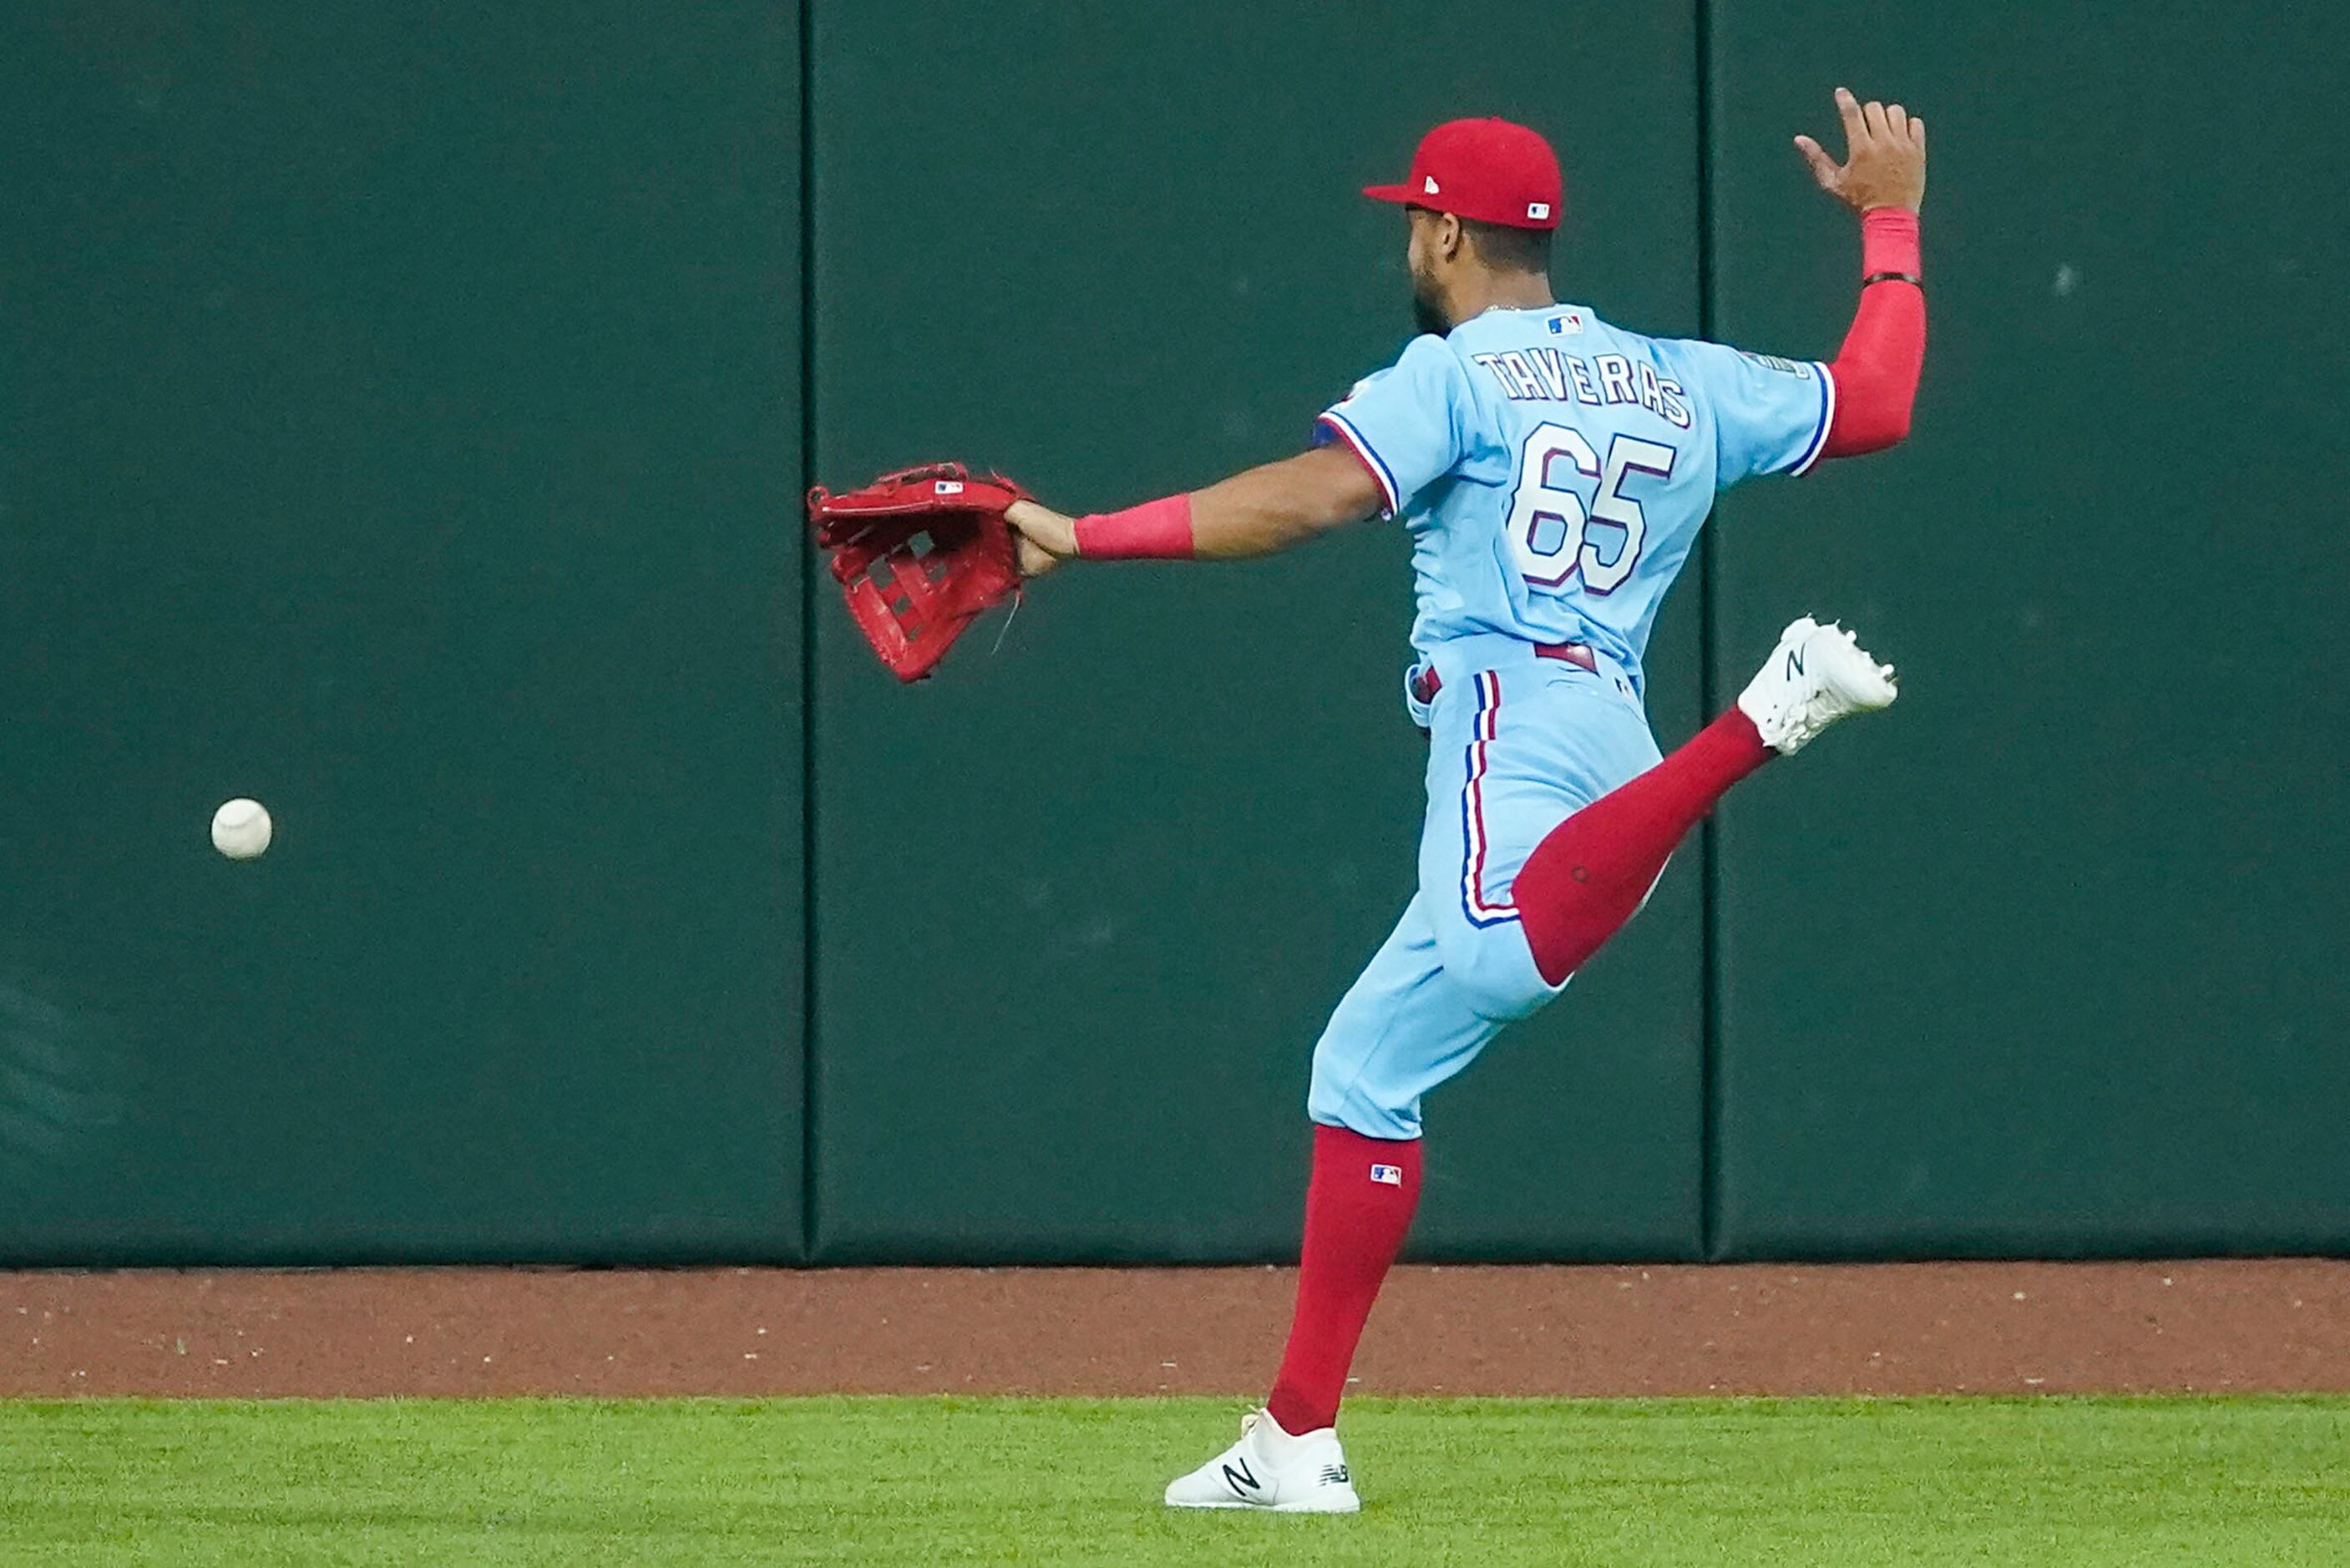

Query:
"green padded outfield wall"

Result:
[[7, 3, 2345, 1269], [1705, 3, 2350, 1256], [0, 4, 806, 1262], [808, 2, 1709, 1262]]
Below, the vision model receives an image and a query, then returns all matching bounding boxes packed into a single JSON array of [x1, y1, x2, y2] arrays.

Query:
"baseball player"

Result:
[[1007, 90, 1927, 1512]]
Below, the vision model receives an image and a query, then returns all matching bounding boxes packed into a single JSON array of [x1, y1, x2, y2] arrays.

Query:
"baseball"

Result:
[[210, 797, 274, 860]]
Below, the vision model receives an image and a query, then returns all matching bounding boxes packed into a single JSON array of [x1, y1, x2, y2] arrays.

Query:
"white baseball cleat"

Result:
[[1163, 1408, 1361, 1514], [1736, 615, 1899, 756]]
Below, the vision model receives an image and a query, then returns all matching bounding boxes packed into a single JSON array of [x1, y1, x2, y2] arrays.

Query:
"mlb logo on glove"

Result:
[[805, 462, 1029, 682]]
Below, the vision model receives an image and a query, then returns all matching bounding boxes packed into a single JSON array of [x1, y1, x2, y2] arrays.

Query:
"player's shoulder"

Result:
[[1649, 330, 1813, 372], [1396, 330, 1471, 370], [1659, 336, 1829, 403], [1351, 331, 1478, 397], [1325, 332, 1481, 435]]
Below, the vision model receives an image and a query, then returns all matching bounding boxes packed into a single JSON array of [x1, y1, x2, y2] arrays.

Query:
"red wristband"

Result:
[[1860, 207, 1922, 281], [1071, 493, 1196, 559]]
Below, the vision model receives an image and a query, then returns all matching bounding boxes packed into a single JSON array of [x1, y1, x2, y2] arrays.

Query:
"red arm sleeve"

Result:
[[1817, 208, 1925, 461]]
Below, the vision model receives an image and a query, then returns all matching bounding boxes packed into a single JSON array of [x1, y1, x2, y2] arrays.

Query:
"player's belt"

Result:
[[1410, 641, 1595, 707]]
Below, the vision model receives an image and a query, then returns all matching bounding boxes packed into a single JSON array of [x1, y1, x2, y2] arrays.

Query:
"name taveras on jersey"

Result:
[[1470, 348, 1693, 430]]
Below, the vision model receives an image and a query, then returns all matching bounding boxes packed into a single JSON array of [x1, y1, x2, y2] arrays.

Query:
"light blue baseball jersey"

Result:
[[1313, 304, 1832, 700]]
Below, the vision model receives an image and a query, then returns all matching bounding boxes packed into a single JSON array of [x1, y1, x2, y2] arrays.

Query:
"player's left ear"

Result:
[[1431, 210, 1465, 263]]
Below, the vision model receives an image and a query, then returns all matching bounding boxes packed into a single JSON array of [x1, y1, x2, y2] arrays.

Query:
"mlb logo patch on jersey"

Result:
[[1369, 1163, 1404, 1186], [1546, 310, 1586, 336]]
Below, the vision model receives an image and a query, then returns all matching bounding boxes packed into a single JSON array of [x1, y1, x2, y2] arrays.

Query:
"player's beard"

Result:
[[1409, 269, 1451, 337]]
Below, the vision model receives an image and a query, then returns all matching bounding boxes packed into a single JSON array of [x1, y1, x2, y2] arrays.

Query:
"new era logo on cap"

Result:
[[1422, 175, 1439, 195], [1370, 1164, 1403, 1186]]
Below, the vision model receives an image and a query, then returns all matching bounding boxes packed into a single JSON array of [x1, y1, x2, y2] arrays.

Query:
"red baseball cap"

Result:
[[1363, 118, 1563, 230]]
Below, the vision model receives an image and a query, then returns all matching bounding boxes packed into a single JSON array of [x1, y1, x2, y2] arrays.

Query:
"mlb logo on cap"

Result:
[[1363, 117, 1565, 231]]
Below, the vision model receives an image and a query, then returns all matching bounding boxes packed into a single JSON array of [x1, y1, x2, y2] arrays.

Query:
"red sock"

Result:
[[1264, 1125, 1422, 1434], [1514, 706, 1775, 985]]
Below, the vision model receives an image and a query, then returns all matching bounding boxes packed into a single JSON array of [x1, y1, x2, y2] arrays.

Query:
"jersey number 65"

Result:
[[1505, 424, 1678, 594]]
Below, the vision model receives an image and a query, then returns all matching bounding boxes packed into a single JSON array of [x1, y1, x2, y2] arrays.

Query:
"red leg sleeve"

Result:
[[1514, 708, 1775, 986], [1265, 1125, 1421, 1434], [1818, 208, 1926, 461]]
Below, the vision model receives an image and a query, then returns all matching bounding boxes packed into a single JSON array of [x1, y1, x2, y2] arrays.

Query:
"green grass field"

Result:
[[2, 1396, 2344, 1565]]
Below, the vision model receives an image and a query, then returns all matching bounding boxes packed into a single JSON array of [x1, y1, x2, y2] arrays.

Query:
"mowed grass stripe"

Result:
[[0, 1396, 2344, 1565]]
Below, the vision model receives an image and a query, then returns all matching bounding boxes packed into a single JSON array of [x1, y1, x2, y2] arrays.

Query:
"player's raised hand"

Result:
[[1794, 87, 1926, 214], [1006, 498, 1078, 578]]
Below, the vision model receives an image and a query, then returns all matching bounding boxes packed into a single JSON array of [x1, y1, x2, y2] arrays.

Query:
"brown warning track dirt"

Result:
[[2, 1262, 2344, 1399]]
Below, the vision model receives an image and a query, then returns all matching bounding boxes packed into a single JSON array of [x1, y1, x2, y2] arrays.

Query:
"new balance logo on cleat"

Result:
[[1738, 617, 1898, 756], [1165, 1407, 1363, 1513]]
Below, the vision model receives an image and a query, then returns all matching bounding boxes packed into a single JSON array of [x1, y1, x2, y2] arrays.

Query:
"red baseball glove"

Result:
[[805, 462, 1027, 682]]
